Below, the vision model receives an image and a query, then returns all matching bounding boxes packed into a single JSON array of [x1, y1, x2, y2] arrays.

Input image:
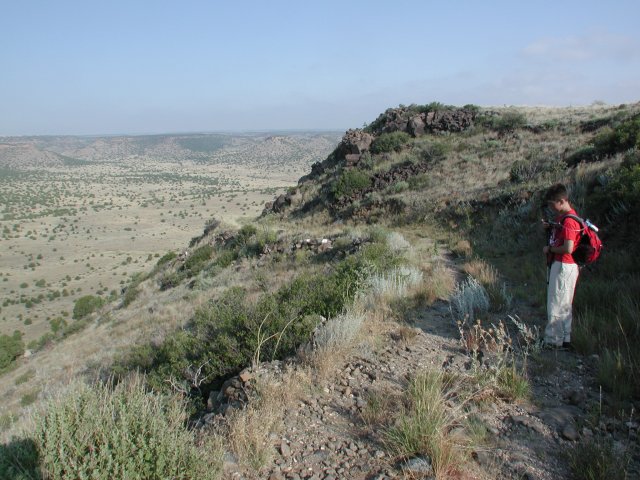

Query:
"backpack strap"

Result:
[[560, 214, 585, 234]]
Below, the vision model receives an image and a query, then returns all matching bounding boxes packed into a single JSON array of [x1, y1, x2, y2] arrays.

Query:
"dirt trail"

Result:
[[218, 255, 639, 480]]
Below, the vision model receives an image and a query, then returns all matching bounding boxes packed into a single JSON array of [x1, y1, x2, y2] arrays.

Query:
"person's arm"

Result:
[[543, 240, 574, 255]]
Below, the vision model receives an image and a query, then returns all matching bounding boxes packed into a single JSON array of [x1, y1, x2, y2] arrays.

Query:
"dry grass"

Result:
[[226, 366, 311, 470], [385, 370, 470, 478], [462, 259, 512, 312], [462, 260, 498, 286], [415, 261, 456, 306]]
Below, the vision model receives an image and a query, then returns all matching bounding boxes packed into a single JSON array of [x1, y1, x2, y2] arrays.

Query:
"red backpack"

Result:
[[561, 214, 603, 266]]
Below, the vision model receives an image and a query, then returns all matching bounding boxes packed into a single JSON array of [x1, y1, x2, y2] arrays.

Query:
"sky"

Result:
[[1, 0, 639, 136]]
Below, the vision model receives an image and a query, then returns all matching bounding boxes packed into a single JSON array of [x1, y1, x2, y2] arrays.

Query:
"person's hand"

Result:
[[543, 246, 550, 255], [541, 218, 551, 229]]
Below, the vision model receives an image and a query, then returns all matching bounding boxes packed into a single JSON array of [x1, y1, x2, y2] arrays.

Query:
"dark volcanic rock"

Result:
[[335, 129, 374, 159]]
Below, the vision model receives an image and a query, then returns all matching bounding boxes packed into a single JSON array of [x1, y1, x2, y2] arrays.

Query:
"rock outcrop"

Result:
[[369, 106, 476, 136], [262, 105, 477, 217]]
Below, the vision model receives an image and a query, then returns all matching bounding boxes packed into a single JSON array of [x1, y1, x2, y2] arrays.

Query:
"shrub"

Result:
[[115, 249, 378, 401], [371, 131, 412, 154], [214, 249, 237, 268], [332, 169, 371, 199], [155, 251, 177, 268], [492, 111, 527, 134], [7, 376, 223, 480], [413, 141, 450, 162], [122, 284, 140, 307], [0, 331, 24, 372], [360, 241, 404, 272], [20, 390, 39, 407], [593, 115, 640, 155], [313, 309, 365, 353], [72, 295, 103, 319], [388, 180, 409, 194], [183, 245, 214, 276], [61, 318, 90, 337], [49, 317, 67, 334], [450, 276, 489, 323], [158, 271, 183, 290], [568, 115, 640, 164], [14, 368, 35, 385]]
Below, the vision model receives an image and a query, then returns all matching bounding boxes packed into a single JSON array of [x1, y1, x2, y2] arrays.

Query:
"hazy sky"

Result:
[[2, 0, 639, 135]]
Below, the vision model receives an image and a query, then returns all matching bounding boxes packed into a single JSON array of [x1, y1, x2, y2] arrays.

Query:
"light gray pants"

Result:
[[545, 261, 579, 346]]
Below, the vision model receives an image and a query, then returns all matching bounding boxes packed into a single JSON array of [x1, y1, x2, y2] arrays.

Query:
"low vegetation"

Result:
[[0, 375, 223, 480]]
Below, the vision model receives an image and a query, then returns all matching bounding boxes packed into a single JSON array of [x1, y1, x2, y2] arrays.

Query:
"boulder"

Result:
[[408, 114, 426, 136], [380, 108, 409, 133], [335, 129, 374, 159], [272, 194, 288, 213]]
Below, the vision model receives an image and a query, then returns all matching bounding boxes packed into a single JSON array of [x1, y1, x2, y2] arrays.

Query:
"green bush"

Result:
[[1, 376, 223, 480], [492, 111, 527, 134], [234, 226, 278, 259], [332, 169, 371, 199], [155, 251, 177, 268], [115, 248, 379, 401], [0, 331, 24, 372], [568, 115, 640, 164], [414, 141, 450, 162], [122, 284, 141, 307], [566, 145, 598, 166], [49, 317, 67, 334], [371, 131, 412, 154], [214, 249, 237, 268], [72, 295, 104, 320], [593, 115, 640, 155], [158, 271, 184, 291], [61, 318, 90, 337], [183, 245, 214, 276]]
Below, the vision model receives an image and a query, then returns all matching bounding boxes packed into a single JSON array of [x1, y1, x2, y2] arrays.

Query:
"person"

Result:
[[542, 184, 581, 350]]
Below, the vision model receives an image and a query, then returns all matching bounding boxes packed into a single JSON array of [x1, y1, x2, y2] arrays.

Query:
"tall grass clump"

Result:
[[385, 370, 462, 477], [565, 436, 630, 480], [1, 375, 223, 480], [418, 262, 456, 306], [368, 266, 423, 300]]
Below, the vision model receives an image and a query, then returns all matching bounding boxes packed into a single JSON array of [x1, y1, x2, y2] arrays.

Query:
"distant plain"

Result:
[[0, 132, 341, 344]]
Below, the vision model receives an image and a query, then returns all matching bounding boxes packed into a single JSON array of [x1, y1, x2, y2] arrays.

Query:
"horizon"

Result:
[[0, 128, 345, 139], [2, 0, 639, 136]]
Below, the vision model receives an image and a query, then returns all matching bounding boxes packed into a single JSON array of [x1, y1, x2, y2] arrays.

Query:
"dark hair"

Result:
[[544, 183, 569, 202]]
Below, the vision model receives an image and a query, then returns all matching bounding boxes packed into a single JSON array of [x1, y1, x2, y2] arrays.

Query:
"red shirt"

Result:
[[549, 209, 581, 264]]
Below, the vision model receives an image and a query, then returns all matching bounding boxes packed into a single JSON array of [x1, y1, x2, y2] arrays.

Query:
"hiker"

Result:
[[541, 183, 581, 350]]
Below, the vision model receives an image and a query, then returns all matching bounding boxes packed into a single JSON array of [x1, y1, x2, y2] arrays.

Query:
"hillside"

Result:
[[1, 102, 639, 479]]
